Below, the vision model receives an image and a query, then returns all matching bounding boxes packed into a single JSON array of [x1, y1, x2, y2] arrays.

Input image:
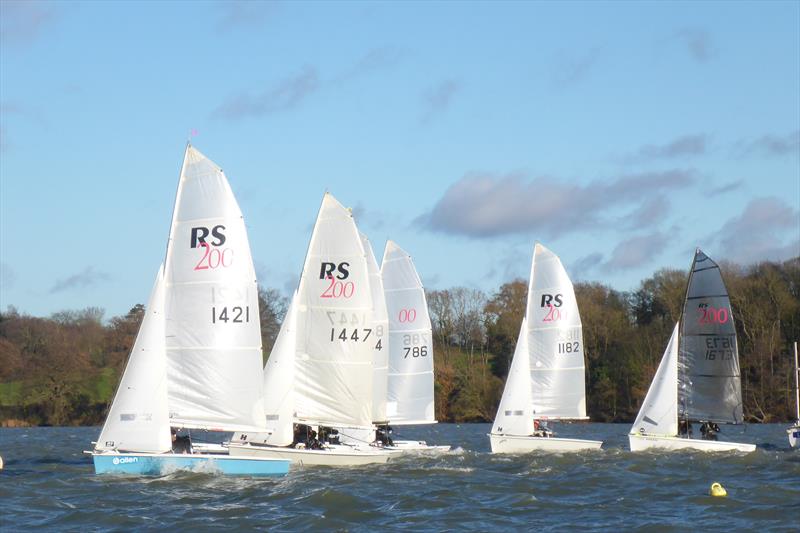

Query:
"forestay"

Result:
[[96, 267, 171, 453], [293, 193, 375, 429], [678, 249, 743, 424], [382, 240, 436, 424], [163, 145, 266, 432], [362, 234, 389, 424], [491, 318, 534, 436], [631, 322, 679, 436], [527, 243, 587, 419]]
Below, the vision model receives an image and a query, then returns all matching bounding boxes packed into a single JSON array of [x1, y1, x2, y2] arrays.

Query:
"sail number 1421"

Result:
[[212, 306, 250, 323]]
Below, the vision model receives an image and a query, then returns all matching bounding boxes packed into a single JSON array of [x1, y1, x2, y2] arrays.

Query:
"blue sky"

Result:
[[1, 0, 798, 320]]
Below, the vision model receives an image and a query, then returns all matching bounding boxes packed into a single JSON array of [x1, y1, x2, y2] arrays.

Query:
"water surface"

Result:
[[1, 423, 797, 531]]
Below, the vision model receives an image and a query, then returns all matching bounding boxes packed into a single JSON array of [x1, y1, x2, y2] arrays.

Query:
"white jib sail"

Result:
[[527, 243, 587, 419], [362, 234, 389, 424], [492, 317, 534, 436], [96, 266, 171, 453], [163, 145, 266, 432], [381, 240, 436, 424], [630, 322, 679, 437], [257, 292, 299, 446], [293, 193, 375, 429]]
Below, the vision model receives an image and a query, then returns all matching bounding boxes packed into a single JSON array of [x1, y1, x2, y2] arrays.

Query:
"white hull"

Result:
[[489, 433, 603, 453], [787, 425, 800, 448], [383, 440, 451, 453], [228, 442, 392, 466], [628, 434, 756, 453]]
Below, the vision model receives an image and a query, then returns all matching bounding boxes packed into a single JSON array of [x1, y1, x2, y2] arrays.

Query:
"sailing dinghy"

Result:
[[91, 145, 290, 475], [628, 249, 756, 453], [228, 193, 393, 465], [787, 342, 799, 448], [489, 243, 602, 453]]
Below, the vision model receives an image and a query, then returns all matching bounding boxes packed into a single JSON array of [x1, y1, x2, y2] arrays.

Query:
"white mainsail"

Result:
[[491, 317, 534, 436], [362, 234, 389, 424], [96, 266, 171, 453], [381, 240, 436, 424], [293, 193, 375, 429], [163, 145, 266, 432], [630, 322, 679, 437], [527, 243, 587, 419]]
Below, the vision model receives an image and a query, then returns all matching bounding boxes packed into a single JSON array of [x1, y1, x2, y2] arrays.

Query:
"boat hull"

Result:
[[787, 425, 800, 448], [388, 440, 451, 452], [628, 434, 756, 453], [227, 442, 392, 466], [489, 433, 603, 453], [92, 452, 290, 476]]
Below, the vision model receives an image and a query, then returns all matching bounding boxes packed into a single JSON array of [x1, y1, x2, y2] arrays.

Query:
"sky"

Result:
[[1, 0, 798, 320]]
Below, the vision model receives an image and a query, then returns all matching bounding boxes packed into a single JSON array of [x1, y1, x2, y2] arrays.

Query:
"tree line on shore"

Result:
[[1, 257, 797, 427]]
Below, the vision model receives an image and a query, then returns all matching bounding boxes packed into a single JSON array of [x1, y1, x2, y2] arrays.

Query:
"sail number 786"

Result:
[[402, 334, 429, 358]]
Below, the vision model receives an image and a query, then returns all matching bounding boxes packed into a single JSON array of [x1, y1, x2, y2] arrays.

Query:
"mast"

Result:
[[677, 249, 694, 432], [794, 342, 799, 423], [164, 143, 191, 272]]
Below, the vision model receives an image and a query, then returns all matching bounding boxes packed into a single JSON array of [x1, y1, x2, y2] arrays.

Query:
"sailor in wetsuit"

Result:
[[376, 425, 394, 447], [171, 428, 193, 454], [293, 424, 322, 449], [533, 419, 553, 438], [700, 421, 720, 440]]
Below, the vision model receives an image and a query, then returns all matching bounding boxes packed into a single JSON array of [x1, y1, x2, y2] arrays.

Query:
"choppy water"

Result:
[[1, 424, 797, 531]]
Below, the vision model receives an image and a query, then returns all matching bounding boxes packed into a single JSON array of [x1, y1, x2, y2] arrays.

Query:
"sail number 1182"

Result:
[[557, 341, 580, 354]]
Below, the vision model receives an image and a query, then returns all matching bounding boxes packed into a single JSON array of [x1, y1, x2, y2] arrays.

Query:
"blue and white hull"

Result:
[[92, 452, 290, 476]]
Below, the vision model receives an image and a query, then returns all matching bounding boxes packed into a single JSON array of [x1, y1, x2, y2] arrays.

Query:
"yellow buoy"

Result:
[[710, 482, 727, 497]]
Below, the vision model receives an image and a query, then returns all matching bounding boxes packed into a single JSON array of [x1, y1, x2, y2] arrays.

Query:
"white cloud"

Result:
[[421, 79, 461, 124], [417, 170, 694, 239], [50, 267, 110, 294], [212, 67, 320, 121], [710, 197, 800, 263]]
